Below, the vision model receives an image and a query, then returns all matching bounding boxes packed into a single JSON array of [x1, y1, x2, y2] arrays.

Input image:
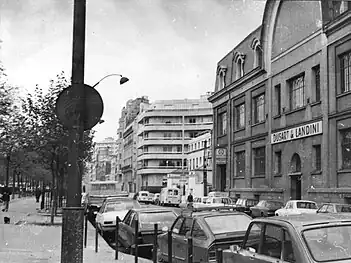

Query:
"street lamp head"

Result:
[[120, 76, 129, 85]]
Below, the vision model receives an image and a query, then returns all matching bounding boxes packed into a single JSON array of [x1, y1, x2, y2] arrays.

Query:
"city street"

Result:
[[0, 197, 151, 262]]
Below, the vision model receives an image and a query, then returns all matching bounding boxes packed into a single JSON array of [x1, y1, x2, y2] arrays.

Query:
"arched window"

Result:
[[217, 66, 227, 91], [233, 52, 245, 80], [290, 153, 301, 173], [251, 38, 263, 68]]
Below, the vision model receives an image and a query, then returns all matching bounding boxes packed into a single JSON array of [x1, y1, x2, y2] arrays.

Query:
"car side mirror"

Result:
[[230, 245, 240, 252], [248, 247, 256, 253], [162, 226, 169, 232]]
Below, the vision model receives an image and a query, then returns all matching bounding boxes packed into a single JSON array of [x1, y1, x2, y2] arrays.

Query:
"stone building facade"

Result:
[[208, 0, 351, 204]]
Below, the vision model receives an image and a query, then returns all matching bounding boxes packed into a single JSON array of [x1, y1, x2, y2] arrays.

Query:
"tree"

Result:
[[21, 71, 95, 223]]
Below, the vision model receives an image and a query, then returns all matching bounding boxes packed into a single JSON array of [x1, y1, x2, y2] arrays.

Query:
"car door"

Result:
[[172, 217, 193, 263], [96, 202, 106, 227], [191, 219, 209, 262], [119, 210, 136, 248], [163, 217, 184, 260]]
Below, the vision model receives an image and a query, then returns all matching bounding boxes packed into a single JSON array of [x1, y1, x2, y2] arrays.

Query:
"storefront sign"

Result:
[[216, 148, 227, 164], [271, 121, 322, 144]]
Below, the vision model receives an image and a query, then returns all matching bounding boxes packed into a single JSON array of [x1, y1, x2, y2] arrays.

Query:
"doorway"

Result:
[[290, 153, 302, 200], [219, 165, 226, 192]]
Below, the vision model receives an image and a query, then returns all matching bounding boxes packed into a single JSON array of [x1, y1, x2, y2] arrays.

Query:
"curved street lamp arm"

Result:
[[92, 74, 123, 88]]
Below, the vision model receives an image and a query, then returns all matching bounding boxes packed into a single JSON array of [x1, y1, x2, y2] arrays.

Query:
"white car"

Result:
[[275, 200, 318, 216], [95, 197, 140, 235], [137, 191, 153, 204], [206, 197, 236, 207]]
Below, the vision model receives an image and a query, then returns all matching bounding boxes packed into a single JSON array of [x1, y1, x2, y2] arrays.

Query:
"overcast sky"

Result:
[[0, 0, 265, 142]]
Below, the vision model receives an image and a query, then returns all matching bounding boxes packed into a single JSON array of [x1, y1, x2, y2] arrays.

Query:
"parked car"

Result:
[[153, 193, 160, 205], [95, 197, 141, 236], [157, 207, 253, 262], [317, 203, 351, 213], [193, 196, 209, 204], [250, 200, 284, 218], [223, 213, 351, 263], [159, 187, 181, 207], [206, 197, 236, 207], [118, 207, 178, 259], [275, 200, 318, 216], [235, 198, 259, 216], [137, 191, 153, 204]]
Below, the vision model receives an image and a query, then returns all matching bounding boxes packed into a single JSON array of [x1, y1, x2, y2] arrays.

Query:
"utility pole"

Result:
[[61, 0, 86, 262], [203, 140, 208, 196]]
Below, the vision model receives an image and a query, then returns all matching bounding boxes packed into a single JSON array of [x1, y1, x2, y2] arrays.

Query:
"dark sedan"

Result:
[[117, 207, 178, 259], [157, 207, 252, 262], [235, 198, 259, 216], [250, 200, 284, 218], [317, 203, 351, 213]]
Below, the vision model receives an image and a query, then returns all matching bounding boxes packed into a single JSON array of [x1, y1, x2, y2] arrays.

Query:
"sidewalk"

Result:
[[0, 198, 152, 262]]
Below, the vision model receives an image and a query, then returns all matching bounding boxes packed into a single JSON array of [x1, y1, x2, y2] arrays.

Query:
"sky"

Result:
[[0, 0, 266, 142]]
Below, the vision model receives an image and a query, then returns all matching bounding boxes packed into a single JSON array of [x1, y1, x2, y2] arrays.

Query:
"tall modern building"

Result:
[[117, 96, 150, 192], [89, 137, 120, 181], [208, 0, 351, 204], [136, 93, 213, 193]]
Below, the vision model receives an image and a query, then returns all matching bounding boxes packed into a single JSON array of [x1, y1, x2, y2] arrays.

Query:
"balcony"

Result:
[[137, 166, 183, 175], [138, 138, 185, 148], [138, 152, 185, 160], [183, 122, 212, 130]]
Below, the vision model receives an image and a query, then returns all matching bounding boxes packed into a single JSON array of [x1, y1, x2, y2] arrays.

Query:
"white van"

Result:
[[137, 191, 153, 204], [160, 187, 181, 207]]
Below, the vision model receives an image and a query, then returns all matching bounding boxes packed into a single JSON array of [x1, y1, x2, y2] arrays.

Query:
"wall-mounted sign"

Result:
[[216, 148, 227, 164], [271, 121, 322, 144]]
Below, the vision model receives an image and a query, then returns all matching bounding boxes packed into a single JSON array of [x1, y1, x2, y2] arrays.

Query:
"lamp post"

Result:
[[203, 140, 208, 196], [92, 74, 129, 88]]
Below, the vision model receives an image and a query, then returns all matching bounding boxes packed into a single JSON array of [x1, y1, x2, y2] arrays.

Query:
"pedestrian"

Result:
[[1, 188, 10, 212], [187, 192, 194, 209], [35, 187, 41, 203]]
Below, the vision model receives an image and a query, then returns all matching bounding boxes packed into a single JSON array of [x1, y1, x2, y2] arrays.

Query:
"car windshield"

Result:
[[205, 214, 251, 235], [105, 201, 136, 212], [296, 202, 317, 209], [303, 225, 351, 262], [139, 211, 176, 228], [256, 200, 266, 207], [140, 193, 148, 196], [336, 205, 351, 212]]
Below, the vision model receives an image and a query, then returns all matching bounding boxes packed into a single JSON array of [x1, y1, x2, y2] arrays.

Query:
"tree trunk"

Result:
[[50, 158, 56, 224], [12, 169, 16, 200]]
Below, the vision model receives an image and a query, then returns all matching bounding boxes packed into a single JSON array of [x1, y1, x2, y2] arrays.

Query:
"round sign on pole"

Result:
[[55, 84, 104, 131]]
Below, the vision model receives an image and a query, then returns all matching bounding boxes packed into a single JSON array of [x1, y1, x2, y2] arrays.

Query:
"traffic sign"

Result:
[[55, 84, 104, 131]]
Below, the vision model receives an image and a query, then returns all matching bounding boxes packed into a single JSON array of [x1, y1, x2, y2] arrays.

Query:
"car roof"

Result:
[[185, 210, 248, 218], [287, 200, 316, 203], [105, 197, 134, 202], [132, 207, 175, 213], [320, 203, 351, 206], [254, 213, 351, 229]]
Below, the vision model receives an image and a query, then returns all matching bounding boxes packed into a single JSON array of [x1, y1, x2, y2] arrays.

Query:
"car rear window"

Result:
[[303, 225, 351, 262], [205, 214, 251, 235], [141, 193, 148, 196], [139, 211, 177, 229], [105, 200, 138, 212], [297, 202, 317, 209]]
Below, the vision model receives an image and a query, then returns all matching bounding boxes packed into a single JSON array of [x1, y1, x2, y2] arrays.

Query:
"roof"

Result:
[[132, 207, 175, 213], [256, 213, 351, 229]]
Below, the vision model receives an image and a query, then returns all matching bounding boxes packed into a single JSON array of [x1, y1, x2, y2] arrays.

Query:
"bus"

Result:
[[85, 180, 123, 196]]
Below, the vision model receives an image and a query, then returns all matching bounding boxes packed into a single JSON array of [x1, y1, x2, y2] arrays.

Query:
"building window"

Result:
[[236, 59, 244, 79], [235, 151, 245, 177], [275, 151, 282, 175], [218, 111, 227, 136], [329, 1, 349, 19], [341, 51, 351, 93], [313, 65, 321, 101], [176, 146, 182, 152], [218, 68, 226, 90], [253, 94, 265, 124], [274, 84, 281, 115], [236, 104, 245, 129], [189, 118, 196, 123], [313, 145, 321, 171], [342, 129, 351, 169], [163, 146, 172, 152], [253, 147, 265, 176], [254, 46, 263, 68], [289, 74, 305, 110]]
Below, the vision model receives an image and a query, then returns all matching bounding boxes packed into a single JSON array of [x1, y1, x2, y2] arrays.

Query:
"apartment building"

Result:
[[89, 137, 120, 181], [208, 0, 351, 204], [187, 131, 213, 197], [136, 94, 213, 193]]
